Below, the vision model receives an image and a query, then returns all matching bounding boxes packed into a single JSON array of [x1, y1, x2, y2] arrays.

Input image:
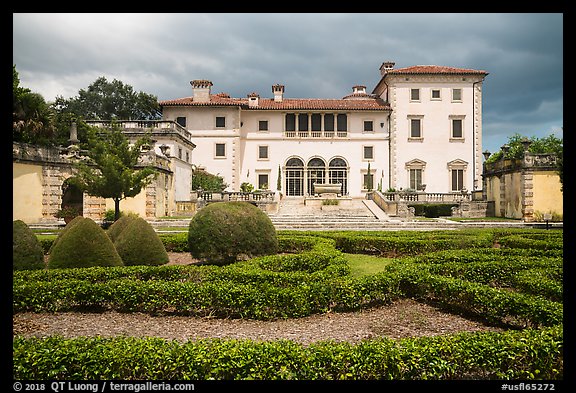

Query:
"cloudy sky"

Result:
[[13, 13, 563, 154]]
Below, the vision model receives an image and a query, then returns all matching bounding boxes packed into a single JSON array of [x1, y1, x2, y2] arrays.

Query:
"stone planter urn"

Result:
[[313, 183, 342, 195]]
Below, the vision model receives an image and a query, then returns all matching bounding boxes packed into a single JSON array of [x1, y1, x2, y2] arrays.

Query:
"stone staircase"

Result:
[[268, 197, 393, 231], [29, 197, 561, 233]]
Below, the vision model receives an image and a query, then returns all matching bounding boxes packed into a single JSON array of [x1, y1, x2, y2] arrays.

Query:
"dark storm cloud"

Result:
[[13, 13, 562, 153]]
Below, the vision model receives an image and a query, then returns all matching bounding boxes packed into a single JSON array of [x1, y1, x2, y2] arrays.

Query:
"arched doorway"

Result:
[[61, 178, 84, 216], [285, 157, 304, 196], [307, 157, 326, 196], [328, 157, 348, 196]]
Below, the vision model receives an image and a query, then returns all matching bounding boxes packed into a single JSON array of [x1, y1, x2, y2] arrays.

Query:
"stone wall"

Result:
[[13, 142, 177, 223], [482, 153, 562, 221]]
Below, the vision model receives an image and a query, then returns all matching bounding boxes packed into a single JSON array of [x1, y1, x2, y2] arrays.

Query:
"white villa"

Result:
[[13, 61, 490, 224], [160, 61, 488, 198]]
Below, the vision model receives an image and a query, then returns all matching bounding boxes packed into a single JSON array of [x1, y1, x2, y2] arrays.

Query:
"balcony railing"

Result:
[[284, 130, 347, 138], [86, 120, 192, 141]]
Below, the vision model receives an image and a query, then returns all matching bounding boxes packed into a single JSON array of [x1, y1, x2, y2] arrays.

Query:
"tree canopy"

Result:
[[485, 132, 563, 190], [53, 76, 161, 121], [13, 66, 162, 146], [485, 133, 563, 163], [71, 124, 158, 220], [191, 169, 228, 192], [13, 65, 56, 145]]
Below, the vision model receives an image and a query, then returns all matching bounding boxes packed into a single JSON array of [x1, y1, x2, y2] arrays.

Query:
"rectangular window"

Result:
[[258, 174, 269, 190], [363, 173, 374, 190], [363, 120, 374, 132], [215, 143, 226, 158], [176, 116, 186, 127], [337, 114, 347, 131], [410, 88, 420, 101], [409, 169, 423, 190], [324, 114, 334, 131], [431, 89, 441, 100], [215, 116, 226, 128], [363, 146, 374, 160], [285, 114, 296, 132], [451, 169, 464, 191], [178, 148, 182, 160], [258, 120, 268, 131], [410, 118, 422, 138], [311, 114, 322, 131], [185, 151, 190, 163], [258, 145, 269, 160], [298, 114, 309, 131], [452, 119, 463, 138], [452, 88, 462, 102]]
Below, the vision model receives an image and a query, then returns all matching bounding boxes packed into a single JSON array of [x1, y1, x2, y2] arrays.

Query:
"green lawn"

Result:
[[343, 253, 393, 277]]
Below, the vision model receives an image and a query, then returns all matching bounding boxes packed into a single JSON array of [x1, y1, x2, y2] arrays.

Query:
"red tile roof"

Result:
[[386, 65, 489, 75], [341, 92, 378, 99], [159, 95, 241, 107], [371, 65, 489, 94], [253, 98, 389, 110], [159, 96, 390, 111]]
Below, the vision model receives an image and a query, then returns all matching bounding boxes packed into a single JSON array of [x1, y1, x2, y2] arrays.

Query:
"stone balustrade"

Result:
[[197, 191, 276, 202], [380, 191, 471, 203], [86, 120, 192, 141]]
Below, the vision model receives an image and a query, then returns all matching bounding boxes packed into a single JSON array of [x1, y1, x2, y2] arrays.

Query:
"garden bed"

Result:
[[13, 298, 504, 344]]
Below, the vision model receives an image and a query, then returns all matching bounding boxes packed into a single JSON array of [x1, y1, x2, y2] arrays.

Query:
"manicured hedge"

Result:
[[409, 203, 458, 218], [15, 228, 563, 380], [13, 325, 563, 380], [15, 230, 562, 326]]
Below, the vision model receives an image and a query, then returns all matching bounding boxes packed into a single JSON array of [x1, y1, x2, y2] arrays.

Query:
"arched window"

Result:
[[285, 157, 304, 196], [307, 157, 326, 196], [329, 157, 348, 196]]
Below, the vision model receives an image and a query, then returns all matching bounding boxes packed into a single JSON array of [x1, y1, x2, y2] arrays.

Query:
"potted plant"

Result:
[[55, 205, 81, 224]]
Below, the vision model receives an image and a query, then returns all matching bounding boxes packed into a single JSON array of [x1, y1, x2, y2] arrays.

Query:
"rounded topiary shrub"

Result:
[[106, 214, 138, 243], [188, 201, 278, 265], [113, 217, 169, 266], [13, 220, 45, 270], [48, 217, 123, 269]]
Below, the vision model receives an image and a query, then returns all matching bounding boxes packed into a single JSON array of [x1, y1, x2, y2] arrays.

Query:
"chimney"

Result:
[[272, 84, 285, 102], [247, 92, 260, 108], [379, 61, 395, 76], [190, 79, 213, 103], [352, 85, 367, 95]]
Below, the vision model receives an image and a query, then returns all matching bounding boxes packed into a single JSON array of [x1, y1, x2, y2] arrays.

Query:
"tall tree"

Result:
[[71, 124, 158, 221], [53, 76, 161, 121]]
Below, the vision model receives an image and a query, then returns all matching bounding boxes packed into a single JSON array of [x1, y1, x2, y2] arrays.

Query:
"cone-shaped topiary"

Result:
[[48, 215, 85, 255], [13, 220, 45, 270], [113, 217, 169, 266], [106, 214, 138, 243], [188, 201, 278, 265], [48, 217, 123, 269]]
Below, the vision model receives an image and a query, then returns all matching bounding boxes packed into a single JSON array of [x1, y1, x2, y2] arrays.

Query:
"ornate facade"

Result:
[[160, 62, 489, 198]]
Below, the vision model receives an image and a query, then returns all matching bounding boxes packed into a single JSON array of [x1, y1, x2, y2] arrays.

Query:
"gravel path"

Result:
[[13, 299, 504, 345]]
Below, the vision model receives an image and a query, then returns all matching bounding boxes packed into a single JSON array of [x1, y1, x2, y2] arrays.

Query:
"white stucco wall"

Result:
[[238, 110, 389, 197], [162, 74, 483, 196], [386, 75, 483, 193]]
